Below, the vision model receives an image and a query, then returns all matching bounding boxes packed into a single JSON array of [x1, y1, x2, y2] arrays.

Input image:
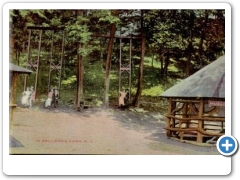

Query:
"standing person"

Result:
[[53, 88, 59, 108], [45, 88, 54, 108], [119, 89, 128, 106], [29, 86, 35, 108], [21, 87, 31, 107]]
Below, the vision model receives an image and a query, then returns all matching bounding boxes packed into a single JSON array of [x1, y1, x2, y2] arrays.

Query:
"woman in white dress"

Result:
[[45, 88, 54, 108], [21, 87, 32, 107]]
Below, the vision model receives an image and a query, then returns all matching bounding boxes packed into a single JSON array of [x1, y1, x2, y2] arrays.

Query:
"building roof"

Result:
[[9, 63, 32, 74], [160, 55, 225, 98]]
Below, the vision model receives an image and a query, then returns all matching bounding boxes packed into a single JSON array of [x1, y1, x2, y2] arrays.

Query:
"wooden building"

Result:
[[160, 55, 225, 143]]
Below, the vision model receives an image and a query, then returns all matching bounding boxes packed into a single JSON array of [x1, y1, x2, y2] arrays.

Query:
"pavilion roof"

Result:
[[160, 55, 225, 98], [9, 63, 32, 74]]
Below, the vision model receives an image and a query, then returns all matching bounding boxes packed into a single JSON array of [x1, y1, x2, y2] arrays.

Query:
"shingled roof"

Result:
[[160, 55, 225, 98], [9, 63, 32, 74]]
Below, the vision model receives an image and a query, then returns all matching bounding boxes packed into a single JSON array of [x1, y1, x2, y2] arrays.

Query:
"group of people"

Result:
[[21, 87, 128, 109], [21, 86, 59, 109], [45, 88, 59, 109]]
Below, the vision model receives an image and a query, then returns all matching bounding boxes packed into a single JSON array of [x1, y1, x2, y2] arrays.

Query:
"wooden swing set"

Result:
[[24, 26, 65, 101]]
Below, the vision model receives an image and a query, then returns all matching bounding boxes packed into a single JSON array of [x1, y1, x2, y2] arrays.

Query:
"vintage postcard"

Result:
[[3, 2, 232, 176]]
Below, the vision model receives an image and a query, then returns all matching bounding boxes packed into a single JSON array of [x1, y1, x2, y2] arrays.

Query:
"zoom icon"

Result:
[[217, 135, 238, 156]]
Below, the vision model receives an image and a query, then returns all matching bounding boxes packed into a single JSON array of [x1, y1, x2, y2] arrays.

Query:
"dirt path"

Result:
[[9, 106, 219, 155]]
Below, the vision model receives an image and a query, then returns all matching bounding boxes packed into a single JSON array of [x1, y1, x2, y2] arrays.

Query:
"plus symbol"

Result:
[[222, 139, 233, 151]]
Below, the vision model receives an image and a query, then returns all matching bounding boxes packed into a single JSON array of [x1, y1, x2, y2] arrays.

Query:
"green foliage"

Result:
[[49, 18, 61, 26], [84, 61, 105, 97], [10, 9, 225, 111], [145, 9, 225, 77], [99, 14, 120, 24], [18, 10, 28, 17], [91, 10, 120, 24], [96, 100, 103, 107], [61, 75, 77, 86], [168, 60, 179, 72], [142, 86, 164, 96], [144, 56, 159, 67], [31, 10, 47, 19]]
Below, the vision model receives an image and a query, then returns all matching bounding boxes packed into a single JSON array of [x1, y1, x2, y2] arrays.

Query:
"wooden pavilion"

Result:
[[160, 55, 225, 143], [9, 63, 32, 128]]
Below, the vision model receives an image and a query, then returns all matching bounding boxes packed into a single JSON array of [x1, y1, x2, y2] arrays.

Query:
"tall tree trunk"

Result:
[[10, 31, 14, 63], [133, 10, 145, 107], [163, 52, 170, 77], [76, 43, 84, 110], [186, 11, 195, 77], [199, 10, 208, 68], [103, 10, 118, 108], [76, 10, 84, 110]]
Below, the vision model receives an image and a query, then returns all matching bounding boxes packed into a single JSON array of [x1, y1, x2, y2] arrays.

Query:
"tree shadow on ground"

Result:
[[111, 108, 218, 153]]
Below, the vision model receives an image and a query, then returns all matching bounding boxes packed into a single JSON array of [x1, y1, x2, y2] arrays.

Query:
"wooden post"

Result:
[[166, 98, 172, 137], [119, 38, 122, 92], [118, 38, 132, 104], [9, 73, 18, 131], [24, 29, 32, 91], [34, 29, 42, 101], [197, 98, 204, 143], [48, 30, 54, 93], [58, 30, 65, 98], [172, 100, 176, 133], [129, 38, 132, 100]]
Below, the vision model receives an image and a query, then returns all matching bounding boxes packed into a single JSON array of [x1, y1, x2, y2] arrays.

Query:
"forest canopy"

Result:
[[9, 9, 225, 110]]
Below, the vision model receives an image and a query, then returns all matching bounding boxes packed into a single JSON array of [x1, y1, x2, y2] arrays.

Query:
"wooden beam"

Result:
[[91, 33, 141, 39], [164, 127, 224, 137], [197, 98, 204, 143], [10, 73, 18, 105], [165, 115, 225, 121], [27, 26, 64, 31], [165, 98, 173, 137]]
